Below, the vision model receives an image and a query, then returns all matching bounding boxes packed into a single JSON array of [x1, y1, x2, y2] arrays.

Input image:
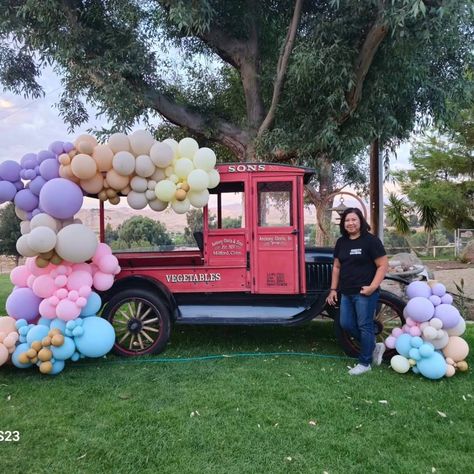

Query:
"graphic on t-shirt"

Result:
[[350, 248, 362, 255]]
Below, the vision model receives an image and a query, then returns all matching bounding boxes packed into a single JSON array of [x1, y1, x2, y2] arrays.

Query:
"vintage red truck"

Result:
[[99, 163, 406, 359]]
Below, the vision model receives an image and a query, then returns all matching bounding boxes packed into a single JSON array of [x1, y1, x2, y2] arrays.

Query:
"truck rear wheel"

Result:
[[102, 288, 171, 357], [333, 290, 405, 361]]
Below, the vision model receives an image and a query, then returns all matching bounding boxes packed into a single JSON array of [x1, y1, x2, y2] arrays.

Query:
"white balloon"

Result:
[[30, 213, 59, 232], [16, 234, 37, 257], [188, 189, 209, 208], [27, 226, 57, 253], [130, 176, 148, 193], [178, 137, 199, 159], [129, 129, 155, 156], [194, 147, 216, 171], [187, 169, 209, 191], [174, 158, 194, 179], [168, 174, 179, 184], [171, 198, 191, 214], [162, 138, 179, 158], [20, 221, 31, 235], [15, 206, 28, 221], [431, 330, 449, 349], [155, 180, 176, 202], [135, 154, 155, 177], [108, 133, 130, 153], [147, 180, 156, 190], [113, 151, 136, 176], [165, 166, 174, 177], [207, 169, 220, 189], [430, 318, 443, 330], [55, 224, 98, 263], [151, 168, 165, 182], [446, 317, 466, 336], [148, 198, 168, 211], [390, 355, 410, 373], [422, 326, 437, 340], [127, 191, 148, 210], [150, 142, 174, 168], [145, 190, 156, 201]]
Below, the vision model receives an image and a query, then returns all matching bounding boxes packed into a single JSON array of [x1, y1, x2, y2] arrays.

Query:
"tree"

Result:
[[111, 216, 173, 249], [0, 203, 21, 264]]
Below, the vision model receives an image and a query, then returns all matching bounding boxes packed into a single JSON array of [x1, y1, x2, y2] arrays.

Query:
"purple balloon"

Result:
[[0, 181, 17, 203], [63, 142, 74, 153], [431, 283, 446, 297], [405, 296, 435, 323], [429, 295, 441, 307], [31, 208, 42, 217], [14, 188, 39, 212], [6, 288, 42, 322], [406, 281, 432, 299], [441, 294, 453, 305], [14, 180, 24, 191], [29, 176, 46, 196], [434, 304, 461, 329], [39, 159, 60, 181], [39, 178, 83, 219], [0, 160, 21, 182], [49, 141, 64, 155], [23, 169, 37, 180], [20, 153, 38, 169], [37, 150, 55, 163]]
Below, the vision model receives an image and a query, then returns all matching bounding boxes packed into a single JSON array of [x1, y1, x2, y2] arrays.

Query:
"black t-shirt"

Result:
[[333, 232, 386, 294]]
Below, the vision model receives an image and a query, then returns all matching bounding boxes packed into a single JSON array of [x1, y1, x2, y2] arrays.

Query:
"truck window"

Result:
[[257, 181, 293, 227], [208, 182, 245, 229]]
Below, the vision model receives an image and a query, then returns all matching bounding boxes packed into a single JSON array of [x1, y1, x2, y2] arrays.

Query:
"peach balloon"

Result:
[[0, 317, 17, 334], [443, 336, 470, 362], [0, 345, 9, 366], [92, 144, 114, 172], [71, 154, 98, 180], [106, 169, 130, 190], [80, 173, 104, 194], [74, 133, 98, 150]]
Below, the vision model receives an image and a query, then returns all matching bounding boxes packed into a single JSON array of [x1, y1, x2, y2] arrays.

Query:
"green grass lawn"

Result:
[[1, 274, 473, 473]]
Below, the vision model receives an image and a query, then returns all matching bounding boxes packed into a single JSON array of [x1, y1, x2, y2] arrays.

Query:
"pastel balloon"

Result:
[[32, 275, 56, 298], [188, 189, 209, 208], [384, 335, 396, 349], [112, 151, 135, 176], [193, 147, 216, 171], [431, 283, 446, 297], [171, 198, 190, 214], [446, 317, 466, 336], [187, 169, 209, 191], [127, 191, 148, 210], [178, 137, 199, 159], [27, 226, 57, 253], [417, 351, 447, 380], [56, 299, 81, 321], [98, 254, 119, 274], [92, 144, 114, 172], [443, 336, 469, 362], [106, 169, 130, 190], [434, 304, 461, 329], [150, 142, 174, 168], [395, 333, 412, 358], [50, 319, 67, 333], [39, 299, 58, 319], [207, 169, 220, 189], [40, 178, 83, 219], [155, 180, 176, 202], [135, 155, 155, 177], [0, 316, 17, 334], [445, 364, 455, 377], [51, 336, 76, 360], [80, 292, 102, 317], [406, 281, 432, 299], [130, 176, 148, 192], [0, 345, 9, 366], [49, 140, 65, 154], [74, 316, 115, 357], [108, 133, 130, 153], [10, 265, 29, 287], [48, 359, 66, 375], [55, 224, 98, 263], [6, 288, 42, 321], [409, 326, 421, 337], [14, 189, 39, 212], [37, 150, 55, 162], [404, 297, 435, 323], [26, 324, 50, 344], [162, 138, 179, 158], [431, 331, 449, 349], [80, 173, 104, 194], [174, 158, 194, 178], [0, 160, 21, 182], [93, 272, 114, 291], [11, 343, 33, 368], [440, 294, 453, 305], [74, 134, 98, 153], [0, 181, 17, 203], [30, 213, 59, 232], [39, 158, 60, 181], [391, 355, 410, 373], [148, 198, 168, 211], [129, 129, 154, 156], [67, 270, 93, 291], [429, 295, 441, 306]]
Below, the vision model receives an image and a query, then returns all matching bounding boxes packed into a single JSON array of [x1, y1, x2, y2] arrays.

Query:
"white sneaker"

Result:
[[372, 343, 386, 366], [348, 364, 371, 375]]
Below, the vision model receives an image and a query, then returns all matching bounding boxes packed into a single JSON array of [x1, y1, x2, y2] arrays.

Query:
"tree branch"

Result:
[[258, 0, 303, 136]]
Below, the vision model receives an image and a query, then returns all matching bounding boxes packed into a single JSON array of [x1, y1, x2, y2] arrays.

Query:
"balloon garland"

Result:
[[385, 281, 470, 379], [0, 132, 220, 374]]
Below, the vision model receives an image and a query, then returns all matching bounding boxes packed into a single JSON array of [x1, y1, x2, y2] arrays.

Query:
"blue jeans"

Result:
[[340, 292, 380, 366]]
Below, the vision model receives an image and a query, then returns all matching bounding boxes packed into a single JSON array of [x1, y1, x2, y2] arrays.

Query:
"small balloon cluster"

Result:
[[385, 281, 469, 380], [0, 317, 19, 367], [58, 131, 220, 213]]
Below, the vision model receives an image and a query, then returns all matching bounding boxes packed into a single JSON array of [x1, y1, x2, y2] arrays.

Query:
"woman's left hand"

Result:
[[360, 285, 376, 296]]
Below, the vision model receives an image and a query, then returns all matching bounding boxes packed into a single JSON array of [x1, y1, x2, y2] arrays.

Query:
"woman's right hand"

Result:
[[326, 289, 338, 306]]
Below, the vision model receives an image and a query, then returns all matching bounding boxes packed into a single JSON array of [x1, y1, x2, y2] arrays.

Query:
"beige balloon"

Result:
[[80, 173, 104, 194], [74, 134, 98, 150], [92, 144, 114, 172], [108, 133, 130, 153], [106, 169, 130, 190], [129, 130, 155, 156]]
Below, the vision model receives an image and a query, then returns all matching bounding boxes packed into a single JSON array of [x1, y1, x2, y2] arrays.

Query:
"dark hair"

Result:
[[339, 208, 370, 237]]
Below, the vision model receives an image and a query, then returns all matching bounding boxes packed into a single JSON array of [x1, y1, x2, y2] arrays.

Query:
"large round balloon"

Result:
[[74, 317, 115, 357], [55, 224, 98, 263], [39, 178, 83, 219], [390, 355, 410, 373], [417, 351, 447, 380], [406, 281, 432, 299], [434, 304, 461, 329], [404, 297, 435, 323], [11, 343, 33, 368], [6, 288, 42, 321], [443, 336, 469, 362]]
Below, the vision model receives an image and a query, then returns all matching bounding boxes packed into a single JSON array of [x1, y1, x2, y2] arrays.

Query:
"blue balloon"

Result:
[[51, 336, 76, 360], [80, 292, 102, 317], [409, 348, 421, 361], [417, 351, 447, 380], [419, 343, 435, 358], [38, 317, 52, 327], [411, 336, 423, 348], [26, 325, 50, 345], [11, 343, 32, 368], [395, 333, 412, 357], [48, 359, 65, 375], [50, 319, 67, 334], [74, 317, 115, 358]]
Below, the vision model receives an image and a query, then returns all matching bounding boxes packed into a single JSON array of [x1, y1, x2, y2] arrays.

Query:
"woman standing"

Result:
[[326, 208, 389, 375]]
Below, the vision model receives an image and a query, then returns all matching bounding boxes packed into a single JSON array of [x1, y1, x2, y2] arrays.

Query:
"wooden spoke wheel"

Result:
[[103, 289, 171, 356]]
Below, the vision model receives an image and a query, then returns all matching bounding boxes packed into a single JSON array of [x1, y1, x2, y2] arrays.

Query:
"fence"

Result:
[[386, 244, 456, 259]]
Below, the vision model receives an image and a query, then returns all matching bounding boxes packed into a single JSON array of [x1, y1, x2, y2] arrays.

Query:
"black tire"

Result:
[[333, 290, 405, 360], [102, 288, 171, 357]]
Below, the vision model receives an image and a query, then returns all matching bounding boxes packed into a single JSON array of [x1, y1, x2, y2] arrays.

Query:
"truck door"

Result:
[[251, 177, 300, 294]]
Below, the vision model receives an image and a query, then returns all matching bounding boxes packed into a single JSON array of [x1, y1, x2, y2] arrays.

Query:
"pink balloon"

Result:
[[385, 335, 396, 349], [32, 275, 56, 298], [39, 299, 57, 319], [27, 274, 36, 289], [67, 270, 93, 291], [48, 296, 59, 306], [72, 263, 93, 275], [56, 299, 81, 321], [56, 265, 70, 276], [98, 254, 119, 274], [76, 297, 87, 308], [25, 257, 51, 276], [392, 328, 403, 338], [409, 326, 422, 337], [55, 288, 68, 299], [68, 290, 79, 301], [55, 275, 68, 287], [92, 243, 112, 265], [10, 265, 30, 287], [79, 285, 92, 298], [93, 272, 114, 291], [402, 324, 410, 333], [406, 317, 415, 327]]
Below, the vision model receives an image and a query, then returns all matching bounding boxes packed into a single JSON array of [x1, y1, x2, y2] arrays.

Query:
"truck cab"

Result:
[[101, 163, 405, 357]]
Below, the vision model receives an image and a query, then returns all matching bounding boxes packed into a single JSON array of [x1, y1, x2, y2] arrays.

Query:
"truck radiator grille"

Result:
[[305, 262, 333, 292]]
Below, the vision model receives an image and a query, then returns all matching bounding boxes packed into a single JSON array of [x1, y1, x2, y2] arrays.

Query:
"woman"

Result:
[[326, 208, 389, 375]]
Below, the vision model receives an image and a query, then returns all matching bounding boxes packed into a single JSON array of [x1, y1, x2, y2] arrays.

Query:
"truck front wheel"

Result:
[[102, 288, 171, 356], [333, 290, 406, 361]]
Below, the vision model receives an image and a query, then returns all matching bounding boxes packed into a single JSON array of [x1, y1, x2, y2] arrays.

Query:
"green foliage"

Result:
[[0, 203, 21, 259], [385, 193, 411, 235]]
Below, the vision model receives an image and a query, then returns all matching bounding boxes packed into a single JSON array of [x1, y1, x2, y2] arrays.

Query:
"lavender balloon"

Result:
[[14, 189, 39, 212], [49, 141, 64, 155], [39, 178, 83, 219], [405, 296, 435, 323], [6, 288, 42, 322], [39, 159, 60, 181], [37, 150, 55, 163], [441, 294, 453, 305], [14, 180, 24, 191], [0, 160, 21, 182], [429, 295, 441, 307], [63, 142, 74, 153], [434, 304, 461, 329], [0, 181, 17, 203], [29, 176, 46, 196], [431, 283, 446, 297], [406, 281, 432, 299], [20, 153, 38, 169]]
